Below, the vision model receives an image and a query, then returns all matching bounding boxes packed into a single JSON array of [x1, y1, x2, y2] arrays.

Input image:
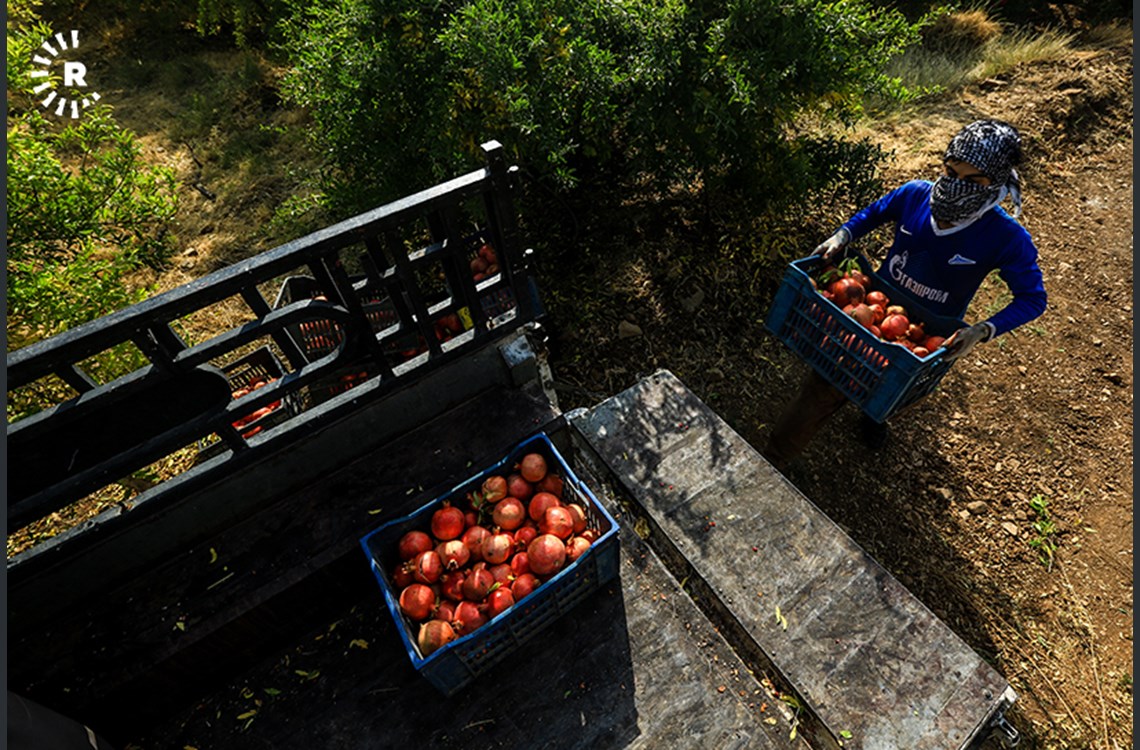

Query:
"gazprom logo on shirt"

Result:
[[889, 251, 950, 305]]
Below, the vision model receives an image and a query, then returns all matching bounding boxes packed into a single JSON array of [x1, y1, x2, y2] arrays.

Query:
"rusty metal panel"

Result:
[[572, 370, 1013, 750]]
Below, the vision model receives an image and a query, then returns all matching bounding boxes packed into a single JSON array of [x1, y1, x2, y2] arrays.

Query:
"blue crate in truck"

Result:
[[765, 254, 966, 422], [360, 432, 620, 697]]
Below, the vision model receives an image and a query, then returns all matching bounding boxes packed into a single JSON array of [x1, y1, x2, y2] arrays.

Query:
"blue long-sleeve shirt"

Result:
[[842, 180, 1046, 336]]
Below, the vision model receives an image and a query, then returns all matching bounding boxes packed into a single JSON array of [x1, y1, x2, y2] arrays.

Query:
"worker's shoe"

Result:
[[858, 414, 889, 449]]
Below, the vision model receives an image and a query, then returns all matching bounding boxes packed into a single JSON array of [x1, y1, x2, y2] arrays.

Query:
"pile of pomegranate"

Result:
[[813, 258, 947, 358], [391, 451, 603, 657], [230, 377, 282, 437]]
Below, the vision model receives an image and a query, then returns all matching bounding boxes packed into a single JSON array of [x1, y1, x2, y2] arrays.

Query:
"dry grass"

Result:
[[881, 10, 1077, 106]]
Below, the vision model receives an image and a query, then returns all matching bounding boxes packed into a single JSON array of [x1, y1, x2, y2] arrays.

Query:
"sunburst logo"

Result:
[[28, 30, 102, 119]]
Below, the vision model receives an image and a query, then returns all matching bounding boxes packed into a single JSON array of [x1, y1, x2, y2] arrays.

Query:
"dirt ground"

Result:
[[540, 44, 1134, 749], [9, 12, 1132, 749]]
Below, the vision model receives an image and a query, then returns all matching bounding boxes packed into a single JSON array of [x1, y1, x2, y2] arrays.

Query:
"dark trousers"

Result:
[[762, 370, 849, 473]]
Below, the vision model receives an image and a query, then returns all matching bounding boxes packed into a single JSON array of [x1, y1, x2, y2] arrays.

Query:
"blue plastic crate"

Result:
[[360, 432, 620, 696], [765, 254, 966, 422]]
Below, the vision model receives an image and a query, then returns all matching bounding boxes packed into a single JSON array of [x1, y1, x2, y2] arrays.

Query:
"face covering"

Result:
[[929, 119, 1023, 233], [930, 176, 1009, 226]]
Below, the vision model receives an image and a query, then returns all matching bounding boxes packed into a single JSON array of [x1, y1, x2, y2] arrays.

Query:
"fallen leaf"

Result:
[[350, 639, 369, 650], [236, 710, 257, 720], [209, 547, 218, 564]]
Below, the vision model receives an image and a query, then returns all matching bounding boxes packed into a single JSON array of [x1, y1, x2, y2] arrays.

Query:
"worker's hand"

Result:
[[811, 228, 851, 263], [942, 321, 997, 362]]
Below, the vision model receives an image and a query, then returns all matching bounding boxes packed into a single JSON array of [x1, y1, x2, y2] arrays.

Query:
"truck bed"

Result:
[[121, 371, 1012, 749]]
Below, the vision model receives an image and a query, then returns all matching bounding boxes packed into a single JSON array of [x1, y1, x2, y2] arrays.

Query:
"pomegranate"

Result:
[[868, 324, 882, 339], [481, 532, 514, 565], [506, 473, 534, 502], [519, 453, 548, 483], [511, 573, 541, 600], [435, 600, 457, 624], [481, 475, 508, 504], [907, 322, 926, 343], [412, 550, 443, 584], [849, 269, 873, 291], [865, 290, 889, 308], [462, 563, 495, 601], [431, 504, 466, 541], [399, 583, 436, 621], [492, 498, 526, 531], [565, 536, 592, 562], [464, 509, 479, 529], [461, 525, 492, 561], [489, 563, 514, 587], [398, 530, 433, 561], [417, 619, 457, 656], [828, 277, 865, 307], [514, 524, 538, 550], [924, 335, 946, 351], [436, 539, 470, 570], [487, 587, 515, 618], [528, 534, 567, 577], [470, 257, 488, 275], [540, 506, 575, 540], [566, 503, 589, 534], [393, 564, 415, 590], [869, 303, 886, 325], [535, 473, 564, 498], [528, 492, 561, 522], [913, 346, 930, 358], [453, 600, 488, 635], [580, 528, 601, 544], [886, 304, 908, 318], [440, 570, 466, 601], [848, 303, 875, 328], [510, 552, 531, 577], [478, 243, 497, 264], [880, 314, 910, 341]]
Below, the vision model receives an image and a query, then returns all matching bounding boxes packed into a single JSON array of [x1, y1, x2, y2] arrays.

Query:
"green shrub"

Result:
[[279, 0, 923, 218], [7, 109, 178, 340], [7, 2, 179, 418]]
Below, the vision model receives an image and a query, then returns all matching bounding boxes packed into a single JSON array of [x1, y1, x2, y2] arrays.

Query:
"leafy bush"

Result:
[[195, 0, 286, 47], [7, 2, 179, 417], [279, 0, 923, 218]]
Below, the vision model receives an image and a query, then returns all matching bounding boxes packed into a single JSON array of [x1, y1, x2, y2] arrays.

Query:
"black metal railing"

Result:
[[7, 141, 541, 532]]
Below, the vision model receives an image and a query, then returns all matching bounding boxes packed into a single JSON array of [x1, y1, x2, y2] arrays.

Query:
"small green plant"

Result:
[[1027, 494, 1059, 570]]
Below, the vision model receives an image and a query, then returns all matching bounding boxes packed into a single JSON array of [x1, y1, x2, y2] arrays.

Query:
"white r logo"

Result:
[[29, 30, 101, 118], [63, 61, 87, 87]]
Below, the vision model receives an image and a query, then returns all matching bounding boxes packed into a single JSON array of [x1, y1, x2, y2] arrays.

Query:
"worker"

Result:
[[763, 119, 1047, 473]]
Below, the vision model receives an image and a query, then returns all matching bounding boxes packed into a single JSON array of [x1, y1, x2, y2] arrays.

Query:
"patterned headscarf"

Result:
[[930, 120, 1023, 231]]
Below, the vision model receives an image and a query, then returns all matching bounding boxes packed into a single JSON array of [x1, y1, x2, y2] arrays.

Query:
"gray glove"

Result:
[[811, 227, 851, 262], [942, 321, 997, 361]]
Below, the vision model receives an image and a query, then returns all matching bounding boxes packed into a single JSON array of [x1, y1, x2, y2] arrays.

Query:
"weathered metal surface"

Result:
[[572, 370, 1013, 750]]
